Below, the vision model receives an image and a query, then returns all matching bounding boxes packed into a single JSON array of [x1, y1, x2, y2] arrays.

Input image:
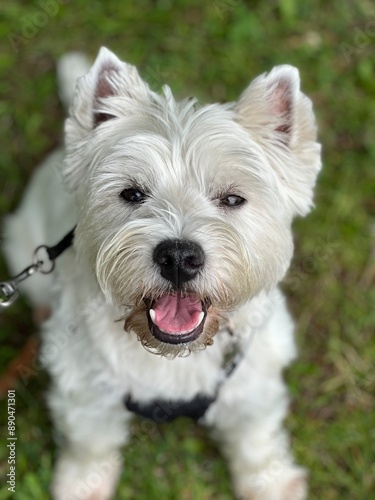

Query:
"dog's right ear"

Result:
[[63, 47, 152, 191], [91, 47, 127, 128], [66, 47, 151, 135]]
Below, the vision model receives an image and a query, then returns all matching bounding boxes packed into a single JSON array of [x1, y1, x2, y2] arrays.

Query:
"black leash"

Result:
[[44, 226, 75, 261], [0, 226, 76, 307]]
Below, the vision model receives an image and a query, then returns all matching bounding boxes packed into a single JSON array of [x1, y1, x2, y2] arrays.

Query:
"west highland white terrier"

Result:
[[3, 47, 321, 499]]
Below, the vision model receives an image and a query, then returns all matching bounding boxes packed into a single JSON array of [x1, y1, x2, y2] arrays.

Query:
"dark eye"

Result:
[[220, 194, 246, 207], [120, 188, 147, 204]]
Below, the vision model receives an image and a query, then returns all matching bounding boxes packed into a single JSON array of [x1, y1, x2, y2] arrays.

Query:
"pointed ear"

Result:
[[63, 47, 152, 191], [92, 47, 125, 127], [67, 46, 151, 134], [91, 47, 151, 127], [235, 65, 321, 217], [236, 65, 305, 146]]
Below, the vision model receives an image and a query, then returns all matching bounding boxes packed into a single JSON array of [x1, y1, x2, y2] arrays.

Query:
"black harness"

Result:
[[124, 341, 245, 422], [124, 393, 215, 423]]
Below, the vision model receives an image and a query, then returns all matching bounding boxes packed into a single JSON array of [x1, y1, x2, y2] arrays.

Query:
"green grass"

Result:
[[0, 0, 374, 498]]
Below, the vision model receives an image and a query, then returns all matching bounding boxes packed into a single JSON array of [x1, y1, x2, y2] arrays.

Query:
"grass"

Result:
[[0, 0, 374, 498]]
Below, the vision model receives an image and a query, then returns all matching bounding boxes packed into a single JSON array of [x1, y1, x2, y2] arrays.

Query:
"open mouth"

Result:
[[144, 293, 210, 344]]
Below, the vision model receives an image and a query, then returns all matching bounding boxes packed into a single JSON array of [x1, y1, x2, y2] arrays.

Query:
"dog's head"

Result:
[[63, 47, 321, 357]]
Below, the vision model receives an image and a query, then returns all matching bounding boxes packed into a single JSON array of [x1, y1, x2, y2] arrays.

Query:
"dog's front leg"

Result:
[[49, 388, 130, 500], [206, 369, 307, 500]]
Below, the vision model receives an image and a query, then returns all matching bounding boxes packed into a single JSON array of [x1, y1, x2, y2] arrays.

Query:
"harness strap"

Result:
[[125, 393, 214, 423], [124, 334, 248, 423]]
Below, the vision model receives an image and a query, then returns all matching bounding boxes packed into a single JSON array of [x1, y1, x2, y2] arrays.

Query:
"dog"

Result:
[[3, 47, 321, 499]]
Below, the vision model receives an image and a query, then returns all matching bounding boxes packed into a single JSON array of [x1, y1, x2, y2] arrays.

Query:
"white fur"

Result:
[[3, 48, 321, 499]]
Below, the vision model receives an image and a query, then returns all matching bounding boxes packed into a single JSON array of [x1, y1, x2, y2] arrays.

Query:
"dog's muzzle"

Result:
[[146, 239, 208, 344]]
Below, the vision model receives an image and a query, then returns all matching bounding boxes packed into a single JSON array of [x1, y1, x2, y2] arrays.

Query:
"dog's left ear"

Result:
[[235, 65, 321, 217]]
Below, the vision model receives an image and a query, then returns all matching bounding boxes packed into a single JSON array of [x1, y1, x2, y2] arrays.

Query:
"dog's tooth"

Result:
[[197, 311, 205, 326], [149, 309, 156, 323]]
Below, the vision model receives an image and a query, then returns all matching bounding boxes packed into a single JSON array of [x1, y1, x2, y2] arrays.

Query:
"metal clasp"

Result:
[[0, 247, 55, 308], [0, 263, 41, 307], [0, 281, 19, 307]]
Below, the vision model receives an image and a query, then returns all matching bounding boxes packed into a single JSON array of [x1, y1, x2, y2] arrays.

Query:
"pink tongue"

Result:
[[152, 293, 203, 334]]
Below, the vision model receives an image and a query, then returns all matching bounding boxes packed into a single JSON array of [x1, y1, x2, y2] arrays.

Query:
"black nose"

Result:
[[153, 239, 205, 288]]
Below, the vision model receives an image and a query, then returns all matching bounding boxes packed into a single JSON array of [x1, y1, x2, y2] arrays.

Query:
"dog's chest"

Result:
[[82, 307, 229, 403], [119, 333, 226, 401]]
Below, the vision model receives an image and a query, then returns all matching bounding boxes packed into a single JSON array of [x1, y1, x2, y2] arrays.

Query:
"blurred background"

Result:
[[0, 1, 374, 498]]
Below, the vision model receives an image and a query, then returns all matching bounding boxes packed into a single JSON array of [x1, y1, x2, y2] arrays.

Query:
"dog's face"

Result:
[[63, 47, 321, 357]]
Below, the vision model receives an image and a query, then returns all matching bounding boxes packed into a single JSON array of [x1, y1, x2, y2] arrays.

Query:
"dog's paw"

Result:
[[52, 451, 122, 500], [236, 465, 307, 500]]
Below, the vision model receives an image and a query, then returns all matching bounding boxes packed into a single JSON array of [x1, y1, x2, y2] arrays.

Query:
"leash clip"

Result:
[[0, 250, 55, 308], [0, 281, 19, 307], [0, 226, 75, 309], [0, 263, 42, 308]]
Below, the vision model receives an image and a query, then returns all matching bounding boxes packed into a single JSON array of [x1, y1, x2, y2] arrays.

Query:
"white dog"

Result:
[[3, 47, 321, 499]]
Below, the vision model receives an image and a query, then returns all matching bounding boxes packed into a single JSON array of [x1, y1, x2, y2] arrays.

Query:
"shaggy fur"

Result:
[[3, 47, 321, 499]]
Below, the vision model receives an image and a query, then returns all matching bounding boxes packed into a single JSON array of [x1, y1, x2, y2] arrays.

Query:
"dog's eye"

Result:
[[220, 195, 246, 207], [120, 188, 147, 204]]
